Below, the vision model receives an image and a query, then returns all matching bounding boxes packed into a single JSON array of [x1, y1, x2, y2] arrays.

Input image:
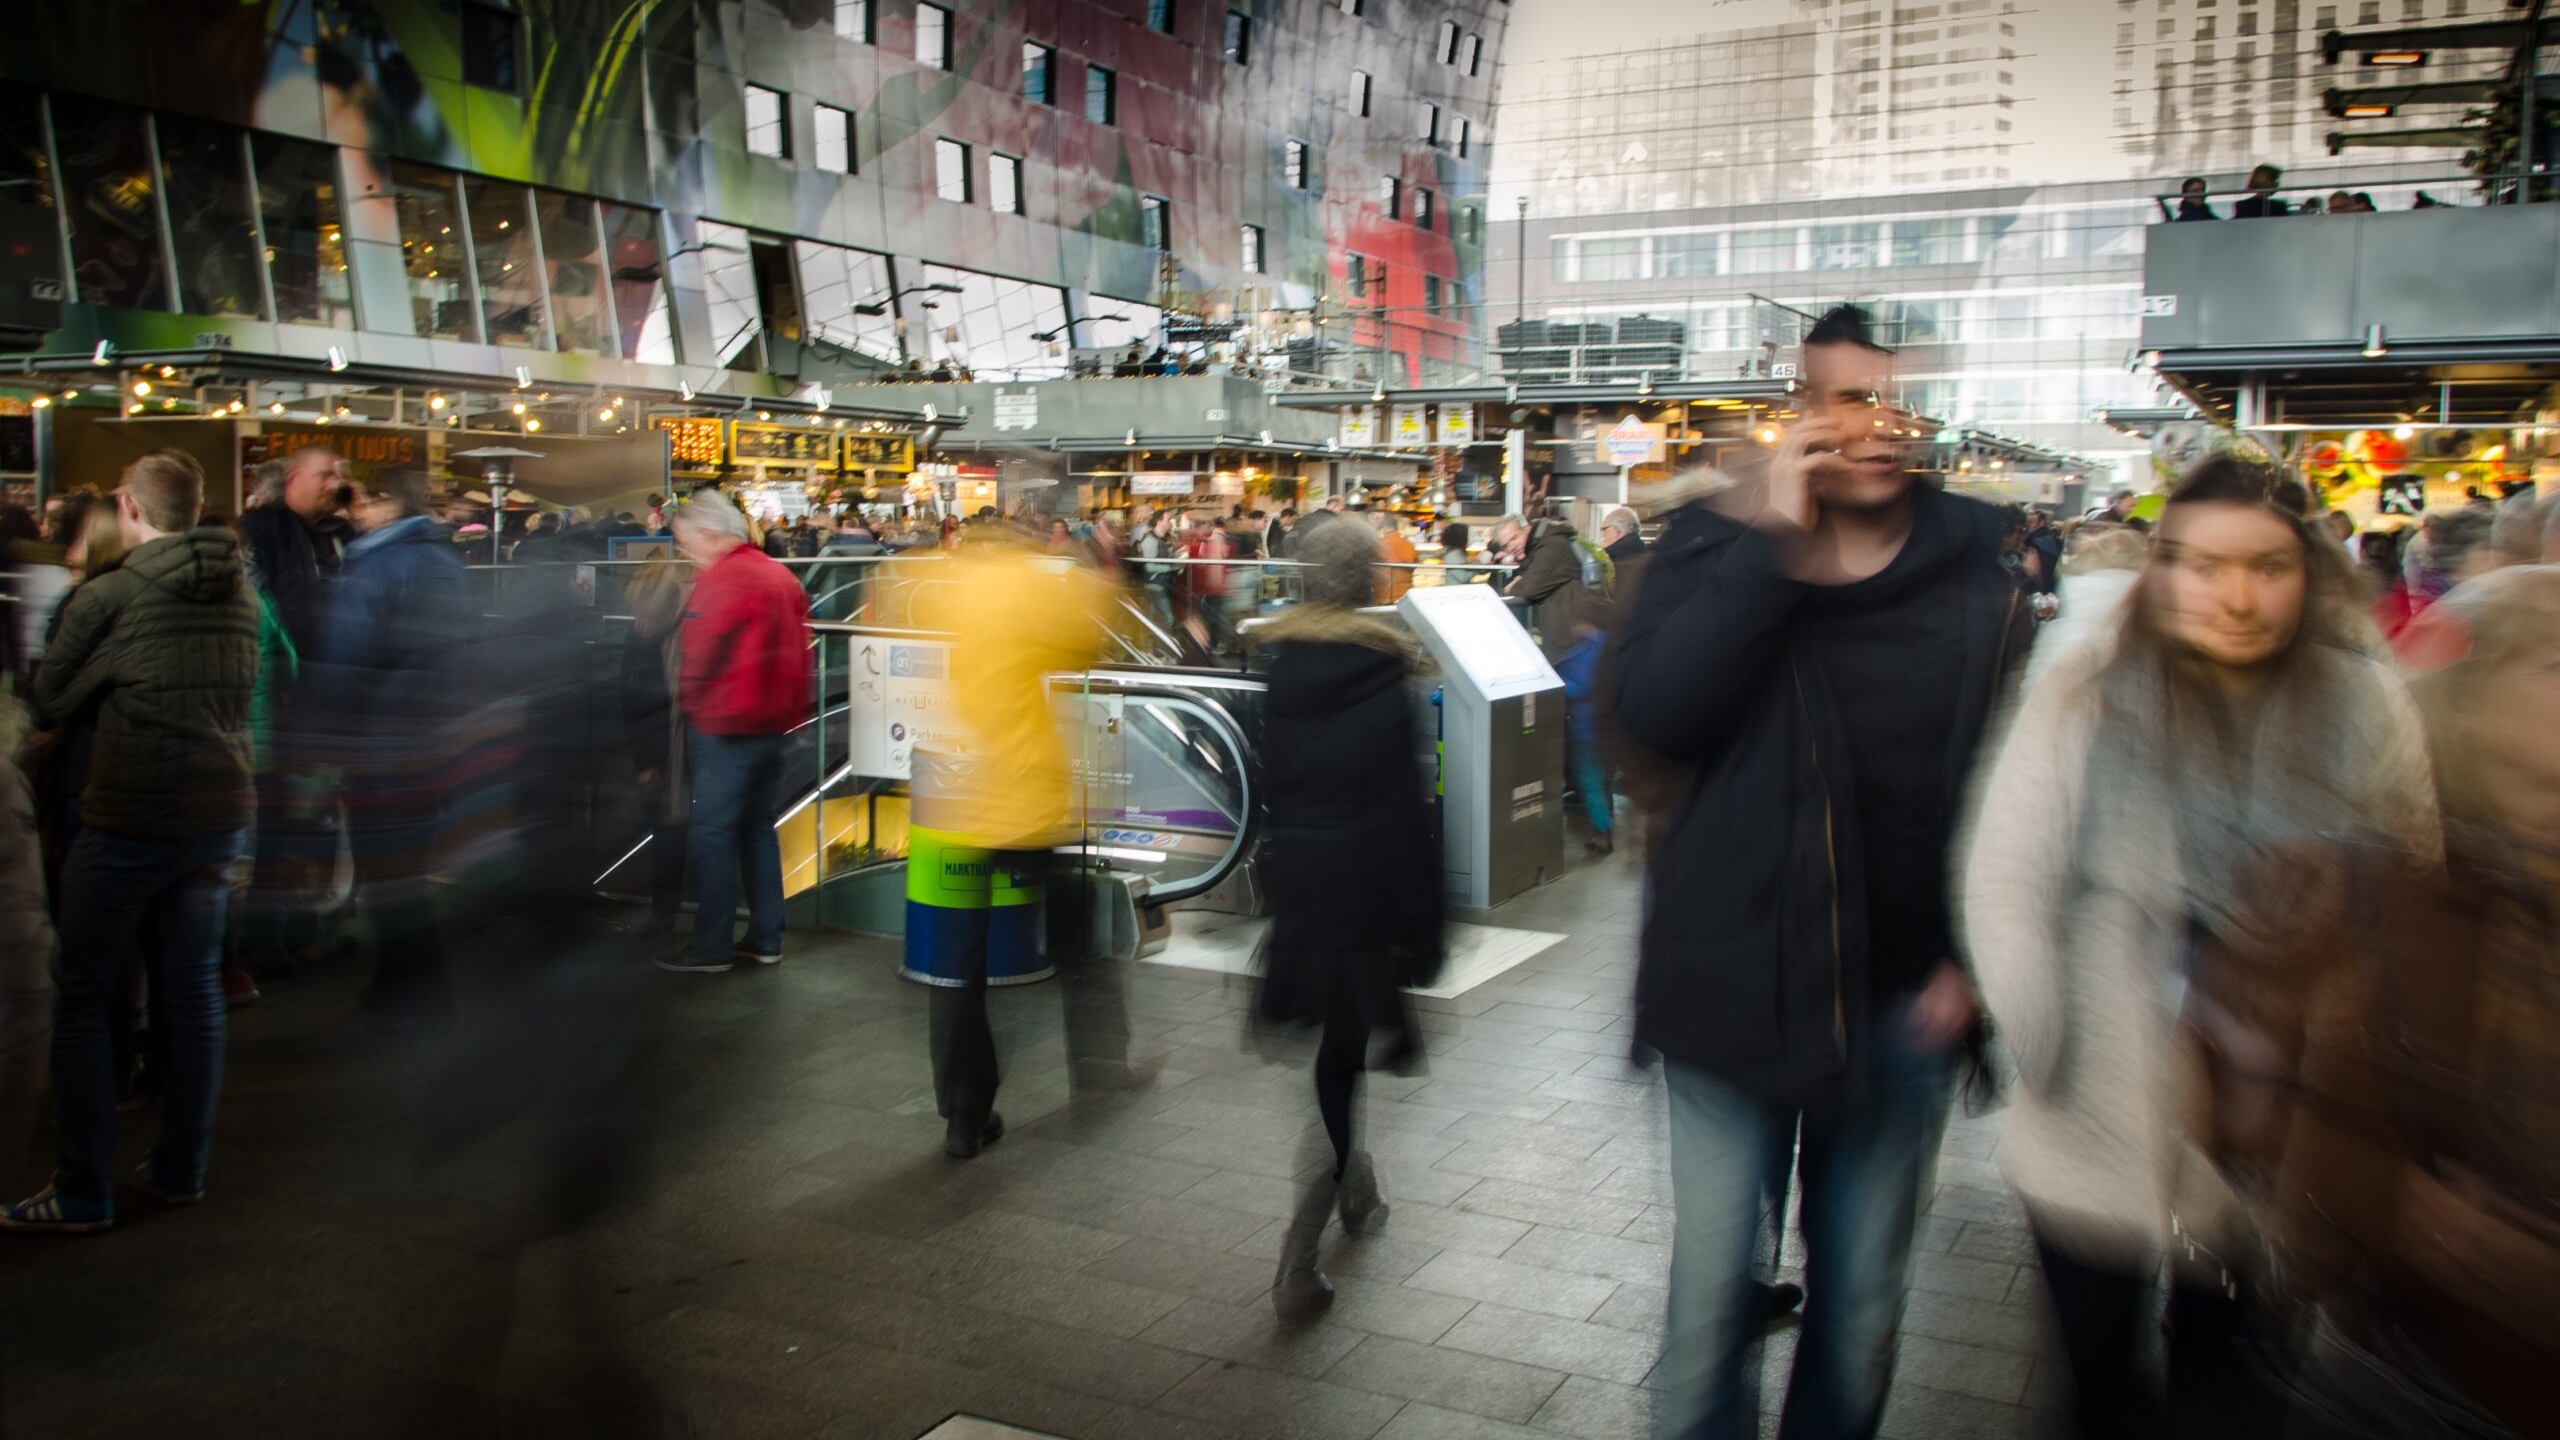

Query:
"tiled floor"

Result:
[[0, 850, 2061, 1440]]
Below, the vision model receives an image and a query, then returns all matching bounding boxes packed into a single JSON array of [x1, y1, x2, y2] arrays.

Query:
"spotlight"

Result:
[[428, 393, 447, 411], [269, 401, 286, 414], [132, 380, 151, 397], [511, 401, 527, 416], [30, 396, 48, 409], [525, 418, 542, 432], [327, 346, 348, 372], [2362, 323, 2387, 359]]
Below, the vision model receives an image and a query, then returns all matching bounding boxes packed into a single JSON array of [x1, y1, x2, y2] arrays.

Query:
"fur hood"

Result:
[[1256, 605, 1418, 664]]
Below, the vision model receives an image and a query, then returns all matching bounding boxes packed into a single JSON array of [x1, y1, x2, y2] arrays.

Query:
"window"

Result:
[[385, 159, 469, 338], [1424, 274, 1443, 316], [917, 2, 950, 68], [1382, 175, 1402, 219], [465, 176, 544, 348], [1142, 194, 1170, 251], [1022, 42, 1054, 104], [935, 138, 971, 203], [1223, 10, 1251, 64], [813, 104, 853, 173], [919, 262, 1071, 380], [989, 153, 1022, 214], [695, 220, 762, 369], [1148, 0, 1176, 32], [461, 2, 520, 92], [1349, 70, 1373, 116], [833, 0, 870, 40], [1456, 116, 1471, 158], [1086, 65, 1117, 125], [1414, 188, 1434, 231], [154, 116, 263, 319], [1284, 140, 1308, 189], [1464, 33, 1482, 74], [1422, 103, 1442, 145], [796, 240, 900, 363], [1346, 253, 1369, 298], [602, 202, 675, 363], [252, 133, 352, 329], [1438, 20, 1459, 62], [1241, 223, 1265, 273], [1339, 0, 1363, 13], [1462, 207, 1480, 245], [534, 190, 608, 354], [744, 84, 789, 158]]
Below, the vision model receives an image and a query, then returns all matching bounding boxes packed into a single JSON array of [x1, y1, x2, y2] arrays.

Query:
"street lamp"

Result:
[[855, 283, 966, 362], [1029, 313, 1132, 345]]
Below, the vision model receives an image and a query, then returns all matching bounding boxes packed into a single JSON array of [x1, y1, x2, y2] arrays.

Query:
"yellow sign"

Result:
[[655, 415, 725, 469], [1435, 405, 1476, 447], [1390, 404, 1429, 448], [729, 421, 837, 465], [843, 434, 916, 472]]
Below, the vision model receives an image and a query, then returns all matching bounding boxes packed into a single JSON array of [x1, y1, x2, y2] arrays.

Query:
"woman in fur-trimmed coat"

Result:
[[1255, 516, 1443, 1320]]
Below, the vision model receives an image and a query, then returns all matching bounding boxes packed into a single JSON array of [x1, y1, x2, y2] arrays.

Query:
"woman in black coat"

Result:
[[1254, 519, 1443, 1319]]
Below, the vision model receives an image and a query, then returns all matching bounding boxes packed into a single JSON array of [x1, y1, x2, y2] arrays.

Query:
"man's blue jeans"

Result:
[[686, 729, 788, 962], [52, 825, 247, 1205], [1656, 998, 1955, 1440]]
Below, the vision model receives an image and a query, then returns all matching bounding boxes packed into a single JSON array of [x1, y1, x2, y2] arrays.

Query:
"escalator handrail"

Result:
[[1055, 667, 1265, 908]]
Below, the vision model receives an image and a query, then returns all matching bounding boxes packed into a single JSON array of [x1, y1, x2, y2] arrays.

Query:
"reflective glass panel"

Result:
[[49, 95, 168, 311], [795, 239, 901, 364], [464, 175, 544, 348], [537, 190, 609, 355], [602, 202, 674, 363], [696, 219, 762, 369], [154, 116, 263, 319], [920, 262, 1069, 380], [387, 160, 473, 339], [252, 134, 351, 328]]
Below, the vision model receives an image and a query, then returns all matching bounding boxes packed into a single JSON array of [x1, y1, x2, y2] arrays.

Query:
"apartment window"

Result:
[[1223, 10, 1251, 64], [744, 84, 790, 158], [1086, 65, 1118, 125], [916, 2, 950, 69], [1142, 194, 1170, 251], [1438, 20, 1460, 63], [1382, 175, 1402, 219], [1456, 117, 1471, 158], [1339, 0, 1363, 13], [460, 2, 520, 91], [1148, 0, 1176, 32], [1424, 274, 1443, 316], [1422, 103, 1442, 145], [1023, 42, 1055, 104], [1349, 70, 1373, 116], [1346, 253, 1369, 298], [1464, 33, 1483, 75], [935, 137, 971, 203], [1415, 188, 1434, 231], [1284, 140, 1309, 189], [813, 104, 853, 173], [833, 0, 870, 41], [1462, 207, 1480, 245], [1241, 223, 1265, 274], [989, 153, 1022, 214]]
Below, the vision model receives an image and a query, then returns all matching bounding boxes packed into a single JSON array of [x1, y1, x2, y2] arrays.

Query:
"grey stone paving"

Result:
[[0, 851, 2062, 1439]]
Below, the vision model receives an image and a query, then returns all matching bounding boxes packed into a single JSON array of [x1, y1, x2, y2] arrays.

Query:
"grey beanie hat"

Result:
[[1297, 515, 1380, 610]]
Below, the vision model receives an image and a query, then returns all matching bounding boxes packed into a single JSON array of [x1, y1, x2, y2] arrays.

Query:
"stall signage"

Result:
[[655, 415, 725, 469], [1390, 404, 1430, 449], [258, 427, 424, 468], [1129, 471, 1196, 495], [1339, 405, 1379, 447], [992, 389, 1039, 432], [729, 421, 837, 464], [842, 434, 916, 472], [1600, 414, 1658, 467], [1435, 405, 1476, 447]]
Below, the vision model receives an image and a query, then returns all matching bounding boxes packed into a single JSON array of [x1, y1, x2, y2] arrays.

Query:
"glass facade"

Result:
[[389, 161, 472, 341], [51, 95, 168, 312], [464, 176, 544, 349], [535, 191, 609, 356], [744, 85, 788, 159], [919, 262, 1069, 379], [603, 202, 674, 364], [796, 239, 901, 364], [156, 116, 263, 320], [989, 154, 1022, 216], [254, 135, 351, 329]]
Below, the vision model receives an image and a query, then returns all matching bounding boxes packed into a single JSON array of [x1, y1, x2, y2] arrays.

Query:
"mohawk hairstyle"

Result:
[[1803, 304, 1888, 354]]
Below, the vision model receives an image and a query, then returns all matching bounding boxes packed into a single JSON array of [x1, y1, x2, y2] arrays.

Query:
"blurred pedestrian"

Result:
[[915, 528, 1109, 1157], [1253, 519, 1440, 1317], [1611, 305, 2030, 1440], [2174, 176, 2219, 221], [1494, 510, 1595, 660], [0, 692, 52, 1179], [236, 447, 346, 656], [1371, 509, 1418, 603], [658, 489, 810, 975], [619, 554, 692, 933], [309, 467, 473, 1028], [4, 452, 257, 1234], [1960, 456, 2436, 1440]]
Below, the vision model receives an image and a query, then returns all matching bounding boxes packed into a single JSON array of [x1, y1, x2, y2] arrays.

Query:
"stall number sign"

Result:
[[843, 434, 916, 472], [729, 421, 836, 464], [2139, 294, 2178, 318], [655, 416, 725, 469]]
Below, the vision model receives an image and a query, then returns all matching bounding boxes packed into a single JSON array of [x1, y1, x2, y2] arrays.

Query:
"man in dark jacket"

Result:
[[5, 451, 258, 1233], [237, 451, 348, 979], [1495, 511, 1592, 661], [1610, 307, 2029, 1439], [236, 446, 346, 655], [1597, 505, 1645, 569]]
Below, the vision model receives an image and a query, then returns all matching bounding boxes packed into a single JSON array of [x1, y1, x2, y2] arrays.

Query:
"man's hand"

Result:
[[637, 767, 661, 791], [1763, 416, 1857, 533], [1907, 962, 1978, 1050]]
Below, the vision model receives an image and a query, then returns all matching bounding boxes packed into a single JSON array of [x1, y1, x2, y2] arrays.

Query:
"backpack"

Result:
[[1571, 534, 1615, 598]]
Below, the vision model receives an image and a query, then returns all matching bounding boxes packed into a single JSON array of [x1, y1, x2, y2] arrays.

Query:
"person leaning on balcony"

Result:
[[2173, 177, 2219, 221], [2233, 164, 2291, 218]]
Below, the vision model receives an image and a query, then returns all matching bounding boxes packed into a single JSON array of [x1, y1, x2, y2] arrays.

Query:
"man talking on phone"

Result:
[[1610, 306, 2030, 1440]]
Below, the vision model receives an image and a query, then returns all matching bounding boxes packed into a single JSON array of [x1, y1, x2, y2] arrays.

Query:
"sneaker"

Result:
[[0, 1186, 114, 1235], [655, 952, 734, 975], [222, 966, 261, 1006], [131, 1163, 204, 1208], [734, 944, 783, 966]]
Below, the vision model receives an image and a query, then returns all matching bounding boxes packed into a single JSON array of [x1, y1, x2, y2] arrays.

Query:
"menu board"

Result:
[[729, 421, 837, 464], [843, 434, 916, 472], [655, 416, 725, 469]]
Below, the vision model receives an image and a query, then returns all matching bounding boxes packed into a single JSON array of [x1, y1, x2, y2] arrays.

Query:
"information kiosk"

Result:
[[1396, 584, 1567, 909]]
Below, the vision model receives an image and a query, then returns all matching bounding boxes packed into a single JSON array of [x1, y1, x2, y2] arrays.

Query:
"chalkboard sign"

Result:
[[842, 434, 915, 472], [729, 421, 837, 464], [0, 415, 33, 474]]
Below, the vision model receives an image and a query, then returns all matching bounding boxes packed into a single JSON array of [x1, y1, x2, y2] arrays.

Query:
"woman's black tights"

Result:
[[1313, 1007, 1368, 1181]]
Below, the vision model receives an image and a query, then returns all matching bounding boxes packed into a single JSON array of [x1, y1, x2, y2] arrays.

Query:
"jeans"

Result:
[[51, 826, 247, 1204], [686, 729, 788, 961], [927, 849, 1040, 1133], [1657, 998, 1955, 1440], [1568, 731, 1615, 835]]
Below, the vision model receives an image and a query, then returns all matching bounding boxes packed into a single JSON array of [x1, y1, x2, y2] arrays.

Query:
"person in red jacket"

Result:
[[658, 488, 812, 974]]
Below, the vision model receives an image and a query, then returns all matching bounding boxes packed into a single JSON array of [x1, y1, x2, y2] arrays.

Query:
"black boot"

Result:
[[1272, 1178, 1337, 1322], [1338, 1152, 1388, 1232]]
